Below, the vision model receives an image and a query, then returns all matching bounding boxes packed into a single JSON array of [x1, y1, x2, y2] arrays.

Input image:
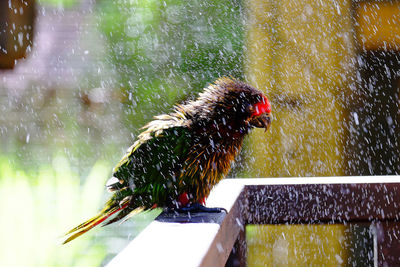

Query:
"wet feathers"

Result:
[[63, 77, 271, 243]]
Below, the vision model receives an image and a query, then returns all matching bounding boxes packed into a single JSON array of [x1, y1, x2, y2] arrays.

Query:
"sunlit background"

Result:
[[1, 0, 399, 266]]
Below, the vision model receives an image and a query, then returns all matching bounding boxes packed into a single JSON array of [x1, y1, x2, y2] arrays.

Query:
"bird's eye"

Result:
[[246, 104, 255, 114]]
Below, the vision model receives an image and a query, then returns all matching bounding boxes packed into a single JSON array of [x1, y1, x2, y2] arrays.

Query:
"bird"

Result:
[[63, 77, 271, 244]]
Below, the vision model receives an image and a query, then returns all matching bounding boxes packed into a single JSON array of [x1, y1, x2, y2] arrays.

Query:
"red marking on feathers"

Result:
[[178, 192, 190, 207], [178, 193, 206, 207], [94, 203, 129, 228], [253, 96, 271, 116]]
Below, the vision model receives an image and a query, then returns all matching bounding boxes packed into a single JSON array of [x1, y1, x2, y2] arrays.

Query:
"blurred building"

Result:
[[245, 1, 400, 266], [246, 0, 400, 177]]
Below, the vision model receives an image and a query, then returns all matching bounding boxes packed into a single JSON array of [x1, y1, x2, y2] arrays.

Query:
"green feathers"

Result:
[[63, 77, 271, 244], [64, 125, 192, 244]]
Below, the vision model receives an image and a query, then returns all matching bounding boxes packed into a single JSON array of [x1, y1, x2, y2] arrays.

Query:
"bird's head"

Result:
[[245, 94, 272, 132], [187, 77, 272, 134]]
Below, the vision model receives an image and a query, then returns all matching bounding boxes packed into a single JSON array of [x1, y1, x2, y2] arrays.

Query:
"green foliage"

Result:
[[0, 155, 109, 267], [0, 1, 247, 265], [97, 0, 245, 132]]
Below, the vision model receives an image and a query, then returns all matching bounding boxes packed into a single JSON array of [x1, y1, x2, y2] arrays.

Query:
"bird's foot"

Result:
[[176, 203, 227, 213]]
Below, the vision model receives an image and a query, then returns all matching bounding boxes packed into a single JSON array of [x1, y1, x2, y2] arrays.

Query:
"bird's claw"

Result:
[[176, 203, 227, 213]]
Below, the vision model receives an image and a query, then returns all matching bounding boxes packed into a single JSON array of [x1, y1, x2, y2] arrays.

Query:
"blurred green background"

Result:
[[0, 0, 245, 266], [3, 0, 397, 265]]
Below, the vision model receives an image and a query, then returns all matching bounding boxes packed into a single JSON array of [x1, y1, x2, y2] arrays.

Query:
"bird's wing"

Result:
[[109, 124, 192, 207]]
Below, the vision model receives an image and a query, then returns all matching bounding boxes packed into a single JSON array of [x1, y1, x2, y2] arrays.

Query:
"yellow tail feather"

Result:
[[63, 204, 126, 244]]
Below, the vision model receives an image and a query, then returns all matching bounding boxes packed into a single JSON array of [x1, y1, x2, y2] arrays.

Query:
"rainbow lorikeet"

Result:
[[63, 77, 271, 244]]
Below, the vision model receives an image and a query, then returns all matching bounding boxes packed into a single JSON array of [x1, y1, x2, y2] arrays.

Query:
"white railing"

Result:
[[107, 176, 400, 267]]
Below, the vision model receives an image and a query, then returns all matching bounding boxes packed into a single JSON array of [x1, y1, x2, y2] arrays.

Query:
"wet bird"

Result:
[[63, 77, 272, 244]]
